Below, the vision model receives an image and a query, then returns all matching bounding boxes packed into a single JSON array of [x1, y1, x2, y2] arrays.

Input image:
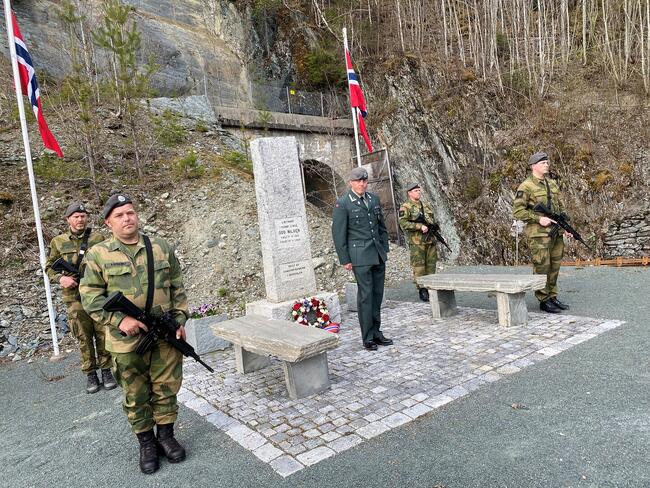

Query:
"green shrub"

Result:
[[223, 150, 252, 173], [195, 120, 209, 133], [173, 151, 204, 179], [153, 109, 186, 147], [34, 154, 87, 181]]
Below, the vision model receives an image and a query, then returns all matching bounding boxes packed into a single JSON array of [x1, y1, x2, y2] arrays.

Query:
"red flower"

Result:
[[311, 298, 319, 306], [292, 303, 301, 311], [322, 314, 330, 322]]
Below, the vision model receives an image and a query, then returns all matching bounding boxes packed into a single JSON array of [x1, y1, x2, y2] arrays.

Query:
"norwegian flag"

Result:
[[11, 11, 63, 157], [345, 48, 372, 153]]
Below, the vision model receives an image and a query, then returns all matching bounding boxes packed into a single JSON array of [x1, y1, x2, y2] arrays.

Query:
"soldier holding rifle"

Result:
[[80, 194, 189, 474]]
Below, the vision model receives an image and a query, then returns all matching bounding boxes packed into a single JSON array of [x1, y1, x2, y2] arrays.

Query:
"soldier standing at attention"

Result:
[[45, 202, 115, 394], [80, 194, 188, 474], [398, 183, 439, 303], [513, 152, 571, 314], [332, 167, 393, 351]]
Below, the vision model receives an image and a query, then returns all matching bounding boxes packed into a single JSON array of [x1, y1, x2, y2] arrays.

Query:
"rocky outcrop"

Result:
[[603, 211, 650, 258]]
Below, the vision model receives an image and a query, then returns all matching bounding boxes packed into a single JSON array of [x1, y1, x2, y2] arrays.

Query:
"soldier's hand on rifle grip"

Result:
[[60, 276, 78, 288], [539, 216, 556, 227], [176, 325, 186, 341], [119, 316, 149, 336], [421, 225, 428, 233]]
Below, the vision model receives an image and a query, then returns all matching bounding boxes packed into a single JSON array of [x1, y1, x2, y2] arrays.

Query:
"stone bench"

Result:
[[210, 314, 339, 399], [416, 274, 547, 327]]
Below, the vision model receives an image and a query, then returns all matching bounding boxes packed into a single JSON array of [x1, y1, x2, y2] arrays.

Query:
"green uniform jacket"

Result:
[[513, 175, 565, 238], [45, 228, 105, 303], [332, 190, 389, 266], [398, 199, 436, 246], [79, 233, 188, 353]]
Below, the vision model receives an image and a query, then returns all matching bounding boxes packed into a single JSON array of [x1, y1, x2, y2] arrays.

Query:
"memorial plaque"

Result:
[[275, 217, 306, 249], [279, 261, 311, 282]]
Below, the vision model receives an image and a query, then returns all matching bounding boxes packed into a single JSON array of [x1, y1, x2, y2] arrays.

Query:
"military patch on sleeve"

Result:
[[516, 191, 524, 198], [335, 203, 340, 207]]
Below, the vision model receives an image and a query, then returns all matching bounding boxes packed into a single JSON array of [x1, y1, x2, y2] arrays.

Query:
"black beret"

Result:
[[406, 182, 421, 192], [102, 194, 133, 219], [528, 152, 549, 166], [64, 202, 88, 218]]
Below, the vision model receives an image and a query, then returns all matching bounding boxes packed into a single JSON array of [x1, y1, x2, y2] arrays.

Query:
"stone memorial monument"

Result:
[[246, 137, 341, 324]]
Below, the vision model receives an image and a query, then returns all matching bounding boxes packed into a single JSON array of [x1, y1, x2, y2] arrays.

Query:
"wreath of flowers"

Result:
[[291, 296, 339, 333]]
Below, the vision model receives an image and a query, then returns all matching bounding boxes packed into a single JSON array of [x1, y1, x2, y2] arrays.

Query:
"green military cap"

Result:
[[406, 182, 421, 192], [64, 202, 88, 218], [102, 194, 132, 219], [348, 167, 368, 181], [528, 152, 549, 165]]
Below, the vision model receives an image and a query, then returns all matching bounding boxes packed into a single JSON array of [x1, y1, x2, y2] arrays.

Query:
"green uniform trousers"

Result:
[[530, 233, 564, 302], [410, 242, 437, 288], [352, 262, 386, 344], [112, 339, 183, 433], [66, 300, 111, 374]]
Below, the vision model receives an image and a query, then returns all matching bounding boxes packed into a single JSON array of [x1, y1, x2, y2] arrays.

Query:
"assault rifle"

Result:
[[413, 214, 452, 252], [531, 203, 593, 252], [50, 257, 80, 279], [103, 291, 214, 373]]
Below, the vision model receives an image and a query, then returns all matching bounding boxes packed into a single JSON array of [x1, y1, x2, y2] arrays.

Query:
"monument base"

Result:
[[246, 291, 342, 325], [185, 314, 231, 355]]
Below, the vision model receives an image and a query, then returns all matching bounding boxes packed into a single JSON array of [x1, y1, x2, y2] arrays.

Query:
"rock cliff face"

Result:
[[5, 0, 252, 101]]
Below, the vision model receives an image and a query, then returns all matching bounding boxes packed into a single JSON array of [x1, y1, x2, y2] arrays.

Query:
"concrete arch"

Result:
[[301, 159, 346, 209]]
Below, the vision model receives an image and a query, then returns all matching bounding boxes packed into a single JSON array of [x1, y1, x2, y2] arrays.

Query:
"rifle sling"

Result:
[[143, 234, 155, 316], [73, 227, 92, 272]]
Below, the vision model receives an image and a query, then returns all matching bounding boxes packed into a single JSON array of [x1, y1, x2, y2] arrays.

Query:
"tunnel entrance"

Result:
[[301, 159, 346, 209]]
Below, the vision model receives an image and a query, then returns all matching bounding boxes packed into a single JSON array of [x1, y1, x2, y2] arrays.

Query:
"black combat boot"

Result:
[[101, 369, 118, 390], [86, 371, 100, 394], [550, 297, 569, 310], [136, 430, 160, 474], [418, 288, 430, 302], [540, 299, 561, 314], [156, 423, 186, 463]]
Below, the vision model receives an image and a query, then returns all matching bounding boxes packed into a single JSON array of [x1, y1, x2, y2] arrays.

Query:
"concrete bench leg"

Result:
[[430, 290, 457, 318], [282, 353, 331, 400], [234, 345, 270, 374], [496, 292, 527, 327]]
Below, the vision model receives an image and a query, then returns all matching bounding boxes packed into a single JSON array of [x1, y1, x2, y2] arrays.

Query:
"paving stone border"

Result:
[[180, 301, 624, 477]]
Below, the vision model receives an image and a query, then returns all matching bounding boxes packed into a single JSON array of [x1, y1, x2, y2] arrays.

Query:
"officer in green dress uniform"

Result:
[[513, 152, 571, 313], [80, 194, 189, 474], [332, 167, 393, 351]]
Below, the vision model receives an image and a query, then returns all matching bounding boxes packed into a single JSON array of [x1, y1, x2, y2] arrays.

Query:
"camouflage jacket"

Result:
[[512, 175, 565, 238], [398, 200, 436, 246], [79, 233, 188, 353], [45, 228, 105, 303]]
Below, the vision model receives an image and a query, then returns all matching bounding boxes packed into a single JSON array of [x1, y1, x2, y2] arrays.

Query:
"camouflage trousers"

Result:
[[530, 234, 564, 302], [409, 242, 437, 288], [112, 339, 183, 434], [66, 300, 111, 374]]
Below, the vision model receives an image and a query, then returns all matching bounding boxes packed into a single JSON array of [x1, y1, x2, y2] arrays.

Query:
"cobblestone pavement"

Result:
[[179, 300, 624, 477]]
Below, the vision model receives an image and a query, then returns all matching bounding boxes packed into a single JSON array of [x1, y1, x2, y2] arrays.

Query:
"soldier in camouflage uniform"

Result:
[[45, 202, 114, 394], [513, 152, 571, 314], [80, 194, 189, 474], [398, 183, 438, 302]]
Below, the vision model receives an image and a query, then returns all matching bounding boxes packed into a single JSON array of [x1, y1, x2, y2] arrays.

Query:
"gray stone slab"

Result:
[[282, 353, 331, 399], [234, 345, 270, 374], [496, 291, 528, 326], [210, 314, 339, 362], [430, 289, 457, 318], [185, 314, 230, 355], [417, 273, 546, 293], [251, 137, 317, 302]]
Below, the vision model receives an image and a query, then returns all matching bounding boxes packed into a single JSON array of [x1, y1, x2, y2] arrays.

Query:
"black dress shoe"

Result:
[[418, 288, 430, 302], [550, 297, 569, 310], [540, 299, 562, 314], [363, 341, 378, 351], [374, 335, 393, 346]]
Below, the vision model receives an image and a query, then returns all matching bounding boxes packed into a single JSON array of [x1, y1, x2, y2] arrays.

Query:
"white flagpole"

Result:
[[343, 27, 362, 167], [3, 0, 60, 356]]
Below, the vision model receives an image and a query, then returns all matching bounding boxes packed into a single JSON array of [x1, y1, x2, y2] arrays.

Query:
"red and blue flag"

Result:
[[11, 11, 63, 157], [345, 48, 372, 153]]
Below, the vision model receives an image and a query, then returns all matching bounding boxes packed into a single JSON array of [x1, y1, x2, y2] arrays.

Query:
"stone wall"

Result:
[[603, 211, 650, 258]]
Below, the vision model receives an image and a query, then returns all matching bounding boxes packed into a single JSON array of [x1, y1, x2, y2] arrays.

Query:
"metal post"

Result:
[[320, 92, 324, 117], [286, 86, 292, 114]]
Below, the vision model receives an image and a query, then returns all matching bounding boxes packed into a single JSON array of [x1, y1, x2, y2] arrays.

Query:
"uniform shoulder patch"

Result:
[[398, 210, 405, 217], [335, 203, 340, 208], [516, 190, 524, 198]]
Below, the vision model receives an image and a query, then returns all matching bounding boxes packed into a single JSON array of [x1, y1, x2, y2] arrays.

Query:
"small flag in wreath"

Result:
[[290, 296, 340, 334]]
